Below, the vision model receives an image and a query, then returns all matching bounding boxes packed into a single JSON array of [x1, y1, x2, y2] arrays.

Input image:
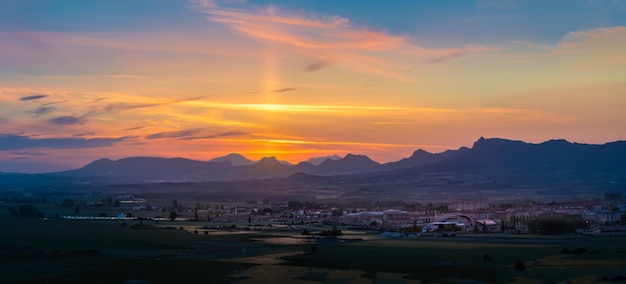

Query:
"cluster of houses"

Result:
[[66, 193, 626, 233], [212, 194, 626, 233], [338, 195, 625, 233]]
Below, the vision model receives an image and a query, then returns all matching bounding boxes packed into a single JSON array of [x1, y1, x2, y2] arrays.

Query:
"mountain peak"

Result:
[[342, 154, 379, 165], [314, 153, 379, 175], [305, 154, 341, 166], [344, 153, 362, 159], [80, 158, 114, 170], [543, 139, 571, 145], [472, 137, 525, 149], [411, 149, 433, 158], [256, 156, 280, 165], [208, 153, 253, 166], [90, 158, 114, 164]]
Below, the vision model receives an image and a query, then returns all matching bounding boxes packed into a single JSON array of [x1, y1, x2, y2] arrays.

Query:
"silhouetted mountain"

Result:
[[42, 137, 626, 187], [234, 157, 294, 180], [208, 153, 253, 166], [314, 154, 380, 175], [406, 137, 626, 174], [59, 157, 231, 182], [378, 148, 468, 171], [305, 154, 341, 166]]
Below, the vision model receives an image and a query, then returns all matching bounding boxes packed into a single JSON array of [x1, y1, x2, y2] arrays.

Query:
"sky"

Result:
[[1, 0, 626, 173]]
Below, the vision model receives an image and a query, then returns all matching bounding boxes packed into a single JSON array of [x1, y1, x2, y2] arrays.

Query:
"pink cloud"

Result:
[[190, 0, 480, 79], [192, 3, 419, 53]]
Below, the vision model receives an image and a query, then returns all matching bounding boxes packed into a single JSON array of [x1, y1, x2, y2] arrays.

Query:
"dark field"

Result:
[[2, 216, 626, 283]]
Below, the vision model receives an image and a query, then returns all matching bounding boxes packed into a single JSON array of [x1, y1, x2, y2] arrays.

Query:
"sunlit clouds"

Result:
[[0, 0, 625, 172]]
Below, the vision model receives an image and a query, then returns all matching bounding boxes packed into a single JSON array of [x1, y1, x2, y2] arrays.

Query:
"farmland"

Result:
[[2, 215, 626, 283]]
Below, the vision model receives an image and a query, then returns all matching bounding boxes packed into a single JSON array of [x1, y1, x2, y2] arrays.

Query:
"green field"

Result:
[[2, 216, 626, 283]]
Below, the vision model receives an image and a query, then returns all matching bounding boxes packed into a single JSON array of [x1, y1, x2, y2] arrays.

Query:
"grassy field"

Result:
[[2, 215, 626, 283], [280, 235, 626, 283]]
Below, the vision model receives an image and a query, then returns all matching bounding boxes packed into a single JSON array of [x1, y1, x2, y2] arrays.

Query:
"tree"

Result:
[[169, 211, 179, 221]]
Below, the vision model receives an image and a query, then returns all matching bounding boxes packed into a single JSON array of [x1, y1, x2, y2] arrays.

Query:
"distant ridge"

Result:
[[377, 148, 469, 171], [46, 137, 626, 183], [408, 137, 626, 174]]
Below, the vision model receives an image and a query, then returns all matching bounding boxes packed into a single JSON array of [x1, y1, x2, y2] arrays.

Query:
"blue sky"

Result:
[[4, 0, 625, 41]]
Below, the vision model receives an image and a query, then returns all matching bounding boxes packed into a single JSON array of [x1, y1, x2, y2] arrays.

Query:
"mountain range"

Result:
[[43, 137, 626, 184]]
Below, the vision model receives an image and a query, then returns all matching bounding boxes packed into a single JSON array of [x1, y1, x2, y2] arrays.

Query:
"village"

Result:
[[44, 192, 626, 236]]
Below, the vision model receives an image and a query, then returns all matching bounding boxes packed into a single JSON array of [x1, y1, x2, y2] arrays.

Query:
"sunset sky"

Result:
[[1, 0, 626, 173]]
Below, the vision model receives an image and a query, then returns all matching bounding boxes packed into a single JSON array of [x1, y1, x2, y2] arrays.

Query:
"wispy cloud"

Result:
[[30, 106, 56, 117], [10, 151, 47, 156], [181, 131, 248, 140], [146, 128, 248, 140], [423, 50, 463, 64], [251, 138, 438, 149], [272, 88, 296, 93], [0, 134, 127, 151], [104, 96, 204, 112], [304, 61, 330, 72], [123, 126, 145, 131], [206, 102, 454, 114], [19, 94, 48, 101], [509, 26, 626, 60], [190, 0, 479, 79], [27, 100, 69, 117], [48, 115, 86, 125], [557, 26, 626, 53]]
